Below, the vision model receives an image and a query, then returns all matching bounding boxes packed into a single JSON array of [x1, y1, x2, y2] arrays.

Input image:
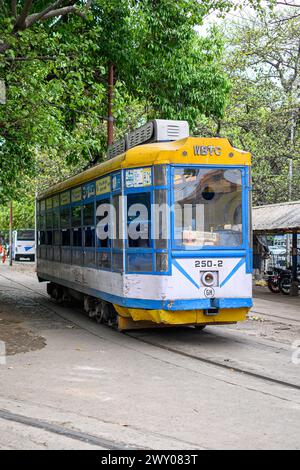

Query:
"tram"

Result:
[[36, 120, 252, 330]]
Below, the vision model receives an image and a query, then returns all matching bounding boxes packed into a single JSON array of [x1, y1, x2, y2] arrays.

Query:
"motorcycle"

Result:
[[279, 269, 300, 295], [266, 268, 288, 294]]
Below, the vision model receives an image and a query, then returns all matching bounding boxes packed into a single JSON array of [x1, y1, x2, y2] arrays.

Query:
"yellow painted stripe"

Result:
[[114, 304, 248, 325], [38, 137, 251, 200]]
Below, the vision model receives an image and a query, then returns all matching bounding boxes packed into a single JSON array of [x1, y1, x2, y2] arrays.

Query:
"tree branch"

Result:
[[276, 1, 300, 6], [24, 1, 92, 29], [24, 0, 66, 28], [14, 0, 33, 31], [11, 0, 17, 17], [1, 2, 93, 55]]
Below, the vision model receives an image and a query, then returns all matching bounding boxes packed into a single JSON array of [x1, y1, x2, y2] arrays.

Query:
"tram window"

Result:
[[39, 231, 46, 245], [156, 253, 169, 272], [173, 168, 243, 248], [97, 251, 111, 270], [83, 203, 94, 227], [112, 195, 123, 249], [60, 208, 70, 229], [72, 228, 82, 247], [53, 209, 60, 229], [84, 227, 95, 247], [46, 212, 53, 229], [96, 199, 110, 248], [46, 231, 53, 245], [38, 214, 45, 230], [127, 192, 151, 248], [72, 206, 82, 227], [154, 165, 167, 186], [53, 230, 61, 246], [61, 229, 70, 246], [127, 253, 152, 272], [154, 189, 168, 249]]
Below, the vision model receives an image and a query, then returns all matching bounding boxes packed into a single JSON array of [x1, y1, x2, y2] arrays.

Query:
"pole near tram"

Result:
[[107, 63, 114, 146]]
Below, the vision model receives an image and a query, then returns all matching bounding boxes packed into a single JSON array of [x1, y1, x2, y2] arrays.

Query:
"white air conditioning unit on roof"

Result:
[[153, 119, 189, 142], [107, 119, 189, 159]]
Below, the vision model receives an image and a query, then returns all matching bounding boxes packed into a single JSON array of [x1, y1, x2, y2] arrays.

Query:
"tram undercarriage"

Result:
[[46, 281, 248, 331]]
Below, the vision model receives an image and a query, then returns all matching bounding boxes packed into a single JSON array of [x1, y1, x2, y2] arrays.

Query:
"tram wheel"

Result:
[[194, 325, 206, 330]]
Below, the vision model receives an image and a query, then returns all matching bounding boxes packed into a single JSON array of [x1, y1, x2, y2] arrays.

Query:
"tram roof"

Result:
[[253, 201, 300, 233], [37, 137, 251, 200]]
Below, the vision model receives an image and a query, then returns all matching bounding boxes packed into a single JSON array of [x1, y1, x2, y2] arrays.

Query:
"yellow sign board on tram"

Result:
[[71, 187, 82, 202], [96, 176, 111, 195], [60, 191, 70, 206]]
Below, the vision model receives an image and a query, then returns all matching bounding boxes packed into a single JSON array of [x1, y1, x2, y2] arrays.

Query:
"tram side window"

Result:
[[112, 195, 123, 249], [96, 199, 110, 248], [127, 192, 151, 248], [45, 210, 53, 246], [83, 203, 94, 226], [53, 209, 60, 229], [71, 206, 82, 247], [62, 230, 70, 246], [61, 207, 71, 246], [53, 230, 60, 245], [39, 230, 46, 245], [38, 212, 46, 246], [154, 189, 168, 249], [83, 203, 95, 247]]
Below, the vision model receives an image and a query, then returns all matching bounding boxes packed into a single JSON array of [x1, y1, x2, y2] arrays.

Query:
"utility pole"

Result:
[[9, 201, 13, 266], [288, 117, 295, 202], [107, 63, 114, 146], [286, 108, 296, 268]]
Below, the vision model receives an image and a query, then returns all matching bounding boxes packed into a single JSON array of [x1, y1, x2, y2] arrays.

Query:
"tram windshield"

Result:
[[173, 168, 243, 248]]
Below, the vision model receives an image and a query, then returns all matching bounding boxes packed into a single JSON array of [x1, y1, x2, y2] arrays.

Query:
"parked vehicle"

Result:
[[279, 269, 300, 295], [266, 267, 287, 294], [12, 229, 36, 261]]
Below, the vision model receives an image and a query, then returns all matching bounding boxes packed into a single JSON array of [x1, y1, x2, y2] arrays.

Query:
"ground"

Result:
[[0, 262, 299, 450]]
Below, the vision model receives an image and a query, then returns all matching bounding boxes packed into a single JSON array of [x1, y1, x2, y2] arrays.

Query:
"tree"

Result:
[[0, 0, 236, 203], [197, 10, 300, 205]]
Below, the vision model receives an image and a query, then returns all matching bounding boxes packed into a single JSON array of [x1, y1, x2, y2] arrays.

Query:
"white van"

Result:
[[12, 230, 36, 261]]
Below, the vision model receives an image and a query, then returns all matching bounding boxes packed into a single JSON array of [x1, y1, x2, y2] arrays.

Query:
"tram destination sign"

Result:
[[193, 145, 222, 156]]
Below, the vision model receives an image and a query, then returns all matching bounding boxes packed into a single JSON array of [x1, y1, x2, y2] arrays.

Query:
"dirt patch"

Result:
[[0, 310, 46, 356]]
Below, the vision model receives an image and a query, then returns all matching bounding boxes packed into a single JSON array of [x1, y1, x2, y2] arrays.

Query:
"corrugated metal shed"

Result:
[[253, 201, 300, 233]]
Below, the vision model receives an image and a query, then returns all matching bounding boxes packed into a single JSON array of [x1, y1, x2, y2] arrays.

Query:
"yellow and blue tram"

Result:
[[36, 120, 252, 330]]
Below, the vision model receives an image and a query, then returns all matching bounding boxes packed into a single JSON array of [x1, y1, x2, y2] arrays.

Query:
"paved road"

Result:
[[0, 264, 299, 450]]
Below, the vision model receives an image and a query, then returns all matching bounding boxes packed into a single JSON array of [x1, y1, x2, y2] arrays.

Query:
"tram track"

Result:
[[0, 408, 135, 450], [250, 309, 300, 324], [125, 332, 300, 392], [1, 272, 300, 396]]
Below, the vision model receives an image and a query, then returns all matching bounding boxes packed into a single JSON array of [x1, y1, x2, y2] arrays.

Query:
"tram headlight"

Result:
[[201, 271, 218, 287]]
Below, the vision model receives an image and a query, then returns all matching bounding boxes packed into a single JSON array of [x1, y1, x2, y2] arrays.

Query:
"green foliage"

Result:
[[0, 0, 235, 205], [198, 10, 300, 205], [0, 199, 35, 230]]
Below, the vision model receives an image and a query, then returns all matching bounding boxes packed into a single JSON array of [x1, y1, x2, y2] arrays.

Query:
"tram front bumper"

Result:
[[114, 305, 249, 328]]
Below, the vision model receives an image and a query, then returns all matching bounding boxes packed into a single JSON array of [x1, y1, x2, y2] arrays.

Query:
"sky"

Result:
[[197, 0, 297, 33]]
